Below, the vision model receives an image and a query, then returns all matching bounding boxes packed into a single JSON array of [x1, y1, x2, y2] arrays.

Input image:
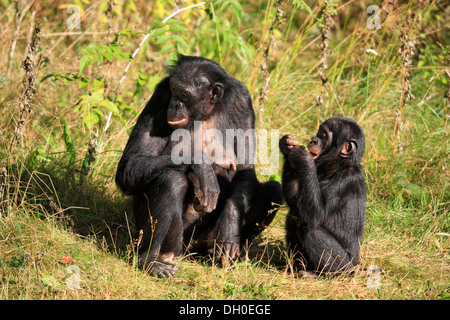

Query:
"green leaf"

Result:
[[137, 78, 146, 86], [167, 52, 178, 66], [150, 27, 167, 38], [169, 24, 188, 32], [118, 29, 132, 36], [102, 51, 114, 62], [165, 19, 184, 26], [269, 174, 281, 183], [78, 55, 92, 76], [138, 71, 148, 80], [231, 4, 242, 25], [151, 21, 163, 29], [148, 75, 162, 91], [159, 44, 174, 54], [77, 76, 89, 88], [99, 99, 120, 116], [109, 43, 121, 54], [120, 52, 133, 60], [81, 90, 104, 106], [293, 0, 319, 20], [98, 44, 112, 53], [41, 274, 65, 290], [82, 46, 97, 55], [176, 45, 186, 55], [95, 52, 103, 64], [204, 8, 213, 20], [84, 111, 100, 129], [155, 34, 172, 45], [116, 54, 124, 62], [219, 0, 230, 12], [63, 120, 76, 164], [171, 35, 188, 48]]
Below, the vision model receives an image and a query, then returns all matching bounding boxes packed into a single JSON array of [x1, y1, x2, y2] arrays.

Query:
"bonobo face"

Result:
[[307, 117, 365, 163], [167, 75, 224, 129]]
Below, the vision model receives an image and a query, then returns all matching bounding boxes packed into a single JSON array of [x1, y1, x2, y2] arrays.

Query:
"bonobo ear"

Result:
[[340, 140, 357, 158], [210, 83, 224, 104]]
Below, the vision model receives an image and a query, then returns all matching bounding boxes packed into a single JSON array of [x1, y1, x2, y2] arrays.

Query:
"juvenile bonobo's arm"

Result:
[[280, 135, 326, 226]]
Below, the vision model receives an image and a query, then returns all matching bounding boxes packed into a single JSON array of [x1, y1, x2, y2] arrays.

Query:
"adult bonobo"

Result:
[[279, 117, 366, 276], [116, 55, 282, 277]]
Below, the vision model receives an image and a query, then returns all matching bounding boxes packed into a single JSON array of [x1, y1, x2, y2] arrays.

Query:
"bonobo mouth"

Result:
[[168, 118, 188, 128], [309, 151, 319, 160], [307, 148, 320, 160]]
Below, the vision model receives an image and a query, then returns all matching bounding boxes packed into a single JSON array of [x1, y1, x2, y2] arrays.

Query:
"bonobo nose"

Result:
[[172, 100, 181, 109], [309, 138, 319, 146]]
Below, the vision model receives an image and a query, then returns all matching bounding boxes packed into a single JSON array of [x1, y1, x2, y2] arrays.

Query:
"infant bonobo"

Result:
[[279, 117, 366, 276]]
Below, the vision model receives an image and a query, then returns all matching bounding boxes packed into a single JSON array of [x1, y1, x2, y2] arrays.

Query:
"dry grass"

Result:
[[0, 0, 449, 300]]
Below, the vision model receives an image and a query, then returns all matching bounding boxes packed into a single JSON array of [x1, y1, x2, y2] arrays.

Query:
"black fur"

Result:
[[280, 117, 366, 275], [116, 56, 282, 277]]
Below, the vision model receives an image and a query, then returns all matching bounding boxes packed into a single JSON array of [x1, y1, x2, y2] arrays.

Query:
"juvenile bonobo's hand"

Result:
[[189, 163, 220, 213], [279, 134, 301, 156], [280, 134, 314, 169]]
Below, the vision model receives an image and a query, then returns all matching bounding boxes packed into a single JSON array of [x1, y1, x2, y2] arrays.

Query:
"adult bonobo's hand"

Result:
[[188, 163, 220, 213]]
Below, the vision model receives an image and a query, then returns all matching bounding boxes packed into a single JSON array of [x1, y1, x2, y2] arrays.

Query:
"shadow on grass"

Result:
[[19, 159, 288, 272], [16, 159, 134, 259]]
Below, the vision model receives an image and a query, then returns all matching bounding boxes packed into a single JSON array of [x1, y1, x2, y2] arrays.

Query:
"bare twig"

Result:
[[7, 0, 36, 77], [259, 0, 288, 107], [444, 69, 449, 140], [0, 167, 7, 218], [9, 20, 42, 153], [78, 128, 98, 185], [394, 16, 416, 156], [1, 20, 41, 218], [314, 1, 336, 128], [442, 40, 450, 142]]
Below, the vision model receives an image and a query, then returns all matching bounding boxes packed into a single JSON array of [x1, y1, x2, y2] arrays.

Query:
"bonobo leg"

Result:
[[188, 179, 282, 264], [133, 170, 188, 277], [241, 180, 282, 243], [299, 227, 358, 275]]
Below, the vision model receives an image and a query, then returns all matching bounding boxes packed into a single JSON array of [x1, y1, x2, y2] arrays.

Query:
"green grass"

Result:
[[0, 0, 449, 300]]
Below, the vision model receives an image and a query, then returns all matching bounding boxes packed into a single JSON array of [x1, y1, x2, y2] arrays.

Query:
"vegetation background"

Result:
[[0, 0, 448, 300]]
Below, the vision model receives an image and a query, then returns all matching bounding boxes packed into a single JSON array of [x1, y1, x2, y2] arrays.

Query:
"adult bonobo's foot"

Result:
[[141, 258, 178, 278]]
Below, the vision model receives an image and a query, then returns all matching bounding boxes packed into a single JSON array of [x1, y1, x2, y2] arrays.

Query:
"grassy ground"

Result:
[[0, 0, 449, 300]]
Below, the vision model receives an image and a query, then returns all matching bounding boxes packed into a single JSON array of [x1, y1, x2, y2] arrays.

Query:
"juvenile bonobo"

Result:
[[116, 55, 281, 277], [279, 117, 366, 276]]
